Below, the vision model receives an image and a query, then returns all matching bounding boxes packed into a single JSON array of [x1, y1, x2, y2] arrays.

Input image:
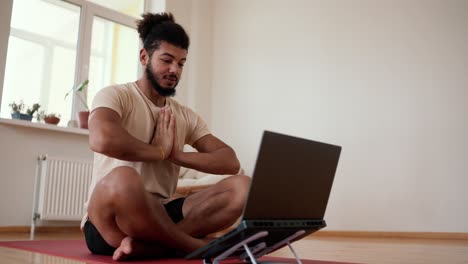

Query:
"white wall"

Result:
[[209, 0, 468, 232], [0, 124, 92, 226], [165, 0, 214, 126]]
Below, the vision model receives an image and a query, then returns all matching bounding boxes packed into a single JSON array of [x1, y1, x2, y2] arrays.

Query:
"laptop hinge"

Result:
[[203, 230, 305, 264]]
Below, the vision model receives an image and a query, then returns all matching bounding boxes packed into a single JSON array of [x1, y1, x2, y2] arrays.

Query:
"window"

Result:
[[88, 16, 140, 109], [1, 0, 80, 122], [0, 0, 144, 126]]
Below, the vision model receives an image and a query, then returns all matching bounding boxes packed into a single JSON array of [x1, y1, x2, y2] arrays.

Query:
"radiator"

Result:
[[31, 154, 93, 239]]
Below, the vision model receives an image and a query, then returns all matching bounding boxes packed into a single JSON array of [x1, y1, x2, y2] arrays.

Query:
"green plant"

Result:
[[27, 103, 41, 116], [36, 111, 61, 121], [64, 79, 89, 111], [9, 101, 25, 113], [9, 100, 40, 115], [36, 110, 45, 121]]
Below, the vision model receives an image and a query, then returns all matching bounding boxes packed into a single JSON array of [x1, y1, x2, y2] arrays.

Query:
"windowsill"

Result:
[[0, 118, 89, 136]]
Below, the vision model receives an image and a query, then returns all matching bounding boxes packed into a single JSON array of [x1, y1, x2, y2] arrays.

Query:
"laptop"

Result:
[[185, 130, 342, 260]]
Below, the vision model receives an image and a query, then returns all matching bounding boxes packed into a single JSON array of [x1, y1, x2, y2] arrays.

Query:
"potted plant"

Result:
[[44, 113, 61, 125], [36, 110, 61, 125], [65, 79, 90, 129], [9, 101, 40, 121]]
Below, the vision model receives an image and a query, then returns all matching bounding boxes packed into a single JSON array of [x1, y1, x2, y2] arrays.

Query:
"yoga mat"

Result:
[[0, 240, 353, 264]]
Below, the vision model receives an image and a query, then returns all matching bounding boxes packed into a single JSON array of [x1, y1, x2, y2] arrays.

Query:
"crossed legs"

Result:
[[86, 166, 250, 261]]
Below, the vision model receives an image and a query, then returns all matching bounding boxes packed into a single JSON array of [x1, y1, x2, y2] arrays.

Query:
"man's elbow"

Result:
[[214, 148, 241, 175], [89, 131, 113, 155], [229, 160, 241, 175], [225, 153, 241, 175]]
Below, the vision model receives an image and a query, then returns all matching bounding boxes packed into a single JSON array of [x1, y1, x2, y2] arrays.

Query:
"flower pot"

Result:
[[77, 111, 90, 129], [11, 112, 33, 121], [44, 116, 60, 125]]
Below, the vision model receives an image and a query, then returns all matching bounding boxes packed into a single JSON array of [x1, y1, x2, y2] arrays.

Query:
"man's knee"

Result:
[[87, 167, 142, 248], [93, 166, 142, 202], [223, 175, 251, 214], [228, 174, 251, 194]]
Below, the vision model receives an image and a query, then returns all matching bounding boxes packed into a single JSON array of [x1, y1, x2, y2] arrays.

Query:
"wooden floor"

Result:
[[0, 232, 467, 264]]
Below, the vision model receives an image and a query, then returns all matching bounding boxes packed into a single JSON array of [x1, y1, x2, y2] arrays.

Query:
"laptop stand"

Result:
[[203, 230, 305, 264]]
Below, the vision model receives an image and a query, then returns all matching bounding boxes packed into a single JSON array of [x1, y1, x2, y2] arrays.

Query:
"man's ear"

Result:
[[140, 48, 149, 66]]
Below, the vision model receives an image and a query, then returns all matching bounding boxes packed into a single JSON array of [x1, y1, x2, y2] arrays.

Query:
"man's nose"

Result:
[[169, 63, 182, 74]]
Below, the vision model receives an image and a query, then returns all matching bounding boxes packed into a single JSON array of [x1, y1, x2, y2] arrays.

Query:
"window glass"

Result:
[[49, 46, 75, 122], [1, 0, 80, 125], [1, 36, 44, 118], [10, 0, 80, 43], [87, 16, 139, 107]]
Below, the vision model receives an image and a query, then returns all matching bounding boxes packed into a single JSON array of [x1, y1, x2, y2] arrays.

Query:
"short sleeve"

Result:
[[186, 108, 210, 146], [91, 86, 128, 117]]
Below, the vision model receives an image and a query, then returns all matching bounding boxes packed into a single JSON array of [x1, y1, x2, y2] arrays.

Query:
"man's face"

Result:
[[145, 41, 187, 97]]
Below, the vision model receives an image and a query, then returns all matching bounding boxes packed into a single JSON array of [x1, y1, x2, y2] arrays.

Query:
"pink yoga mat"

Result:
[[0, 240, 353, 264]]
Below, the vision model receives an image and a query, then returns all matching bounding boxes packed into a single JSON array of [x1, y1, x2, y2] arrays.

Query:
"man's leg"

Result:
[[178, 175, 251, 237], [86, 166, 205, 260]]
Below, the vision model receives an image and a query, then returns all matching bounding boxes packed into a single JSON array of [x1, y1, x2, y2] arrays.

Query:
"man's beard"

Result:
[[145, 61, 178, 97]]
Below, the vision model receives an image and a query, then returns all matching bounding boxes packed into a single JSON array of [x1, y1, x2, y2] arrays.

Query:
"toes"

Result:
[[112, 237, 133, 261], [113, 249, 130, 261], [112, 249, 122, 261], [123, 244, 133, 255]]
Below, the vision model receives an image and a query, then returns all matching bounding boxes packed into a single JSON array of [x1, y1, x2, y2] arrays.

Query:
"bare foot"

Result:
[[112, 236, 174, 261], [113, 236, 137, 261]]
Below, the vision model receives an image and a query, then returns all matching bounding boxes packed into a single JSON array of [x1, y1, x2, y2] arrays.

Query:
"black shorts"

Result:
[[83, 197, 186, 256]]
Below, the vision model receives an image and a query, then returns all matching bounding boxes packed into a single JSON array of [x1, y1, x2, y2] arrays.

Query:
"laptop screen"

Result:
[[243, 131, 341, 220]]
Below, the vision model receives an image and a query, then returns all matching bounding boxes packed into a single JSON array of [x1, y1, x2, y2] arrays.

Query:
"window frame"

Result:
[[0, 0, 147, 123]]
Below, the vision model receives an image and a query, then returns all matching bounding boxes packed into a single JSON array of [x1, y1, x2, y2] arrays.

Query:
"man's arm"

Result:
[[169, 134, 240, 175], [88, 107, 173, 161]]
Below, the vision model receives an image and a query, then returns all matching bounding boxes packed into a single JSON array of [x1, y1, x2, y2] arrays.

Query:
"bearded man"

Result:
[[81, 12, 249, 261]]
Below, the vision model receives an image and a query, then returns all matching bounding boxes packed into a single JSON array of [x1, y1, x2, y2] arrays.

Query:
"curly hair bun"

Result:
[[137, 12, 175, 42], [136, 12, 189, 51]]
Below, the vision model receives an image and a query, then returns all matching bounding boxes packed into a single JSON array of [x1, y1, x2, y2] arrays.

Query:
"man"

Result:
[[81, 12, 250, 261]]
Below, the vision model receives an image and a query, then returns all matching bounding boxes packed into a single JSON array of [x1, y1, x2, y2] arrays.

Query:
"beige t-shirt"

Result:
[[81, 82, 210, 228]]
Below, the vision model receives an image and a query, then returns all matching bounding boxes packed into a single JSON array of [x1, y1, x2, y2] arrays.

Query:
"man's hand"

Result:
[[168, 120, 182, 162], [151, 107, 175, 160]]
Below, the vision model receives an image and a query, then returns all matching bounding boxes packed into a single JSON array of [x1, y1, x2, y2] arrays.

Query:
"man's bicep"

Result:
[[88, 107, 122, 144], [192, 134, 230, 153], [89, 107, 121, 127]]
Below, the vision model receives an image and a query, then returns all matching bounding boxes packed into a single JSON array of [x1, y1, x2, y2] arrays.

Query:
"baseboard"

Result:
[[314, 230, 468, 240], [0, 226, 81, 233], [1, 226, 466, 240]]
